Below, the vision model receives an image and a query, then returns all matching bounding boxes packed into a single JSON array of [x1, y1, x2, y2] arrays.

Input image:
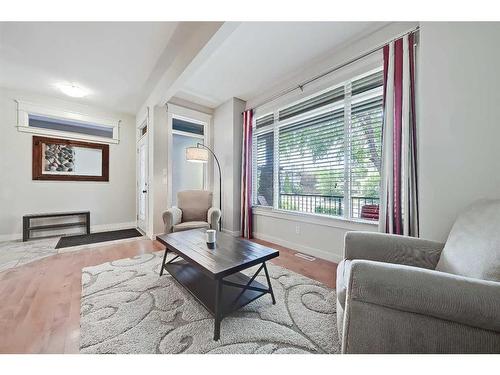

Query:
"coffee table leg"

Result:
[[160, 248, 168, 276], [263, 262, 276, 305], [214, 279, 222, 341]]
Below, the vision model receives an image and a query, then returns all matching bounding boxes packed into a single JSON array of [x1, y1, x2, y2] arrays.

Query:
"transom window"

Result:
[[16, 101, 120, 144], [28, 114, 114, 139], [253, 69, 383, 222]]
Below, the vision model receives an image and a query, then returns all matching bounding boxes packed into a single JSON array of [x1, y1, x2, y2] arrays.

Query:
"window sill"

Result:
[[252, 206, 378, 231]]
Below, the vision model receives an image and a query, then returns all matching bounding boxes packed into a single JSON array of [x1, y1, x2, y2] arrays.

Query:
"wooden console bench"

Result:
[[22, 211, 90, 241]]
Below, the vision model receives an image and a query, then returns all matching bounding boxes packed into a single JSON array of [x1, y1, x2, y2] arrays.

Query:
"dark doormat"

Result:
[[55, 228, 143, 249]]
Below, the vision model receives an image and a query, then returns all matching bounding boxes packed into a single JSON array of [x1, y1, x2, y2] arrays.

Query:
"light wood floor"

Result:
[[0, 237, 337, 354]]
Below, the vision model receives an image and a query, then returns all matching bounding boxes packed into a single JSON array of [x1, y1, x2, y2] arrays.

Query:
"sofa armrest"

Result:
[[207, 207, 221, 229], [162, 207, 182, 233], [344, 231, 445, 269], [346, 260, 500, 333]]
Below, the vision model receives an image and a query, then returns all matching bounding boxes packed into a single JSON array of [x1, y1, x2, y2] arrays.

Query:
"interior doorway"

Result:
[[171, 116, 207, 206]]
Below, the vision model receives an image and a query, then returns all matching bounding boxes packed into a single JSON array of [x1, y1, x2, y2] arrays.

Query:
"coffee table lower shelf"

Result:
[[164, 259, 275, 340]]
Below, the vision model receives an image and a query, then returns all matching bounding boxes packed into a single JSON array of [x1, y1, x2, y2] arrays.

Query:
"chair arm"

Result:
[[207, 207, 221, 229], [162, 207, 182, 233], [344, 231, 445, 269], [347, 260, 500, 333]]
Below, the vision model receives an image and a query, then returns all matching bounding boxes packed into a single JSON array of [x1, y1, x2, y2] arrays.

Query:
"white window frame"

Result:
[[252, 67, 383, 225], [16, 100, 120, 144]]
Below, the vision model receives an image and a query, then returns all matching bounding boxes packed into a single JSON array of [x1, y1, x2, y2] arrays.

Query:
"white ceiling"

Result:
[[0, 22, 389, 115], [0, 22, 178, 114], [175, 22, 388, 108]]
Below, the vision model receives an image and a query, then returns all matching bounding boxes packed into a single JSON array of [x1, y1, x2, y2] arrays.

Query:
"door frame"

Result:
[[136, 111, 149, 234]]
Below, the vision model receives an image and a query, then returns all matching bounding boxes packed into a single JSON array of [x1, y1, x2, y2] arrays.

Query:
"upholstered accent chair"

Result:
[[336, 199, 500, 353], [162, 190, 221, 233]]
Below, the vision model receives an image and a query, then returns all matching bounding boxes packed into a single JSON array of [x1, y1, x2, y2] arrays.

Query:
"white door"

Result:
[[137, 136, 148, 233]]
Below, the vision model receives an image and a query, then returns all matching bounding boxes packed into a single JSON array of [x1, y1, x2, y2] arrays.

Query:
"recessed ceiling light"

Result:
[[56, 83, 89, 98]]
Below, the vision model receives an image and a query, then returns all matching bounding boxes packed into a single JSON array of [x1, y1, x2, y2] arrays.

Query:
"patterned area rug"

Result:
[[0, 238, 59, 272], [80, 251, 340, 354], [0, 235, 145, 273]]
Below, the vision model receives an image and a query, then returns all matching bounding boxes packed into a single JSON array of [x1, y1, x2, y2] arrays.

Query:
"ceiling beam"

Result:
[[137, 22, 240, 115]]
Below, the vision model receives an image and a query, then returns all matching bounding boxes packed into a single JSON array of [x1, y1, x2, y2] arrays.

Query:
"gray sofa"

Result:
[[337, 200, 500, 353], [162, 190, 221, 233]]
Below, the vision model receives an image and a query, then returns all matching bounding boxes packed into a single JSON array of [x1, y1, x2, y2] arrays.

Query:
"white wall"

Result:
[[0, 88, 136, 240], [418, 22, 500, 242], [151, 105, 169, 236], [231, 99, 245, 232], [213, 97, 245, 235], [253, 210, 376, 263]]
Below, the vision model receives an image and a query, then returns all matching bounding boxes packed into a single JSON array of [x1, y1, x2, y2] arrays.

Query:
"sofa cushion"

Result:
[[435, 199, 500, 282], [177, 190, 212, 222], [336, 259, 352, 309], [173, 221, 210, 232]]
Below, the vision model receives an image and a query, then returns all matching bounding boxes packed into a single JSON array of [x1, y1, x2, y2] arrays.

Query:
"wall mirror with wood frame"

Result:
[[32, 136, 109, 181]]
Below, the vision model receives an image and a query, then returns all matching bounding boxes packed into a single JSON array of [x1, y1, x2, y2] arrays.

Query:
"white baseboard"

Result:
[[0, 233, 22, 242], [253, 231, 343, 263], [0, 221, 137, 243]]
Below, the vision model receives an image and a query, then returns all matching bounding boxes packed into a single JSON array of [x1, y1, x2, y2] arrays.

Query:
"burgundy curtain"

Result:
[[241, 109, 253, 238], [379, 33, 419, 236]]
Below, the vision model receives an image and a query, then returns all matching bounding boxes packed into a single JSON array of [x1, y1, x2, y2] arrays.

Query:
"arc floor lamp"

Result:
[[185, 143, 222, 230]]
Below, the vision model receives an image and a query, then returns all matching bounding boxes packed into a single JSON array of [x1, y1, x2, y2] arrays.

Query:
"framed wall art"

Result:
[[32, 136, 109, 181]]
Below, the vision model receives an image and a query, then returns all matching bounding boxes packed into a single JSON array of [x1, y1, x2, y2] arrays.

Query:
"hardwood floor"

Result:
[[0, 237, 337, 354], [252, 239, 337, 289]]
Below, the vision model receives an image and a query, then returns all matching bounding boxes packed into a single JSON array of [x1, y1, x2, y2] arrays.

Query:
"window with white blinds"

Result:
[[253, 69, 383, 222], [255, 132, 274, 207], [279, 110, 345, 216], [255, 114, 274, 129], [349, 96, 383, 219], [278, 86, 344, 121]]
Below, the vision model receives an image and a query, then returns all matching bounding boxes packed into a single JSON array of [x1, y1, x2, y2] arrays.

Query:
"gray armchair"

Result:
[[337, 200, 500, 353], [162, 190, 221, 234]]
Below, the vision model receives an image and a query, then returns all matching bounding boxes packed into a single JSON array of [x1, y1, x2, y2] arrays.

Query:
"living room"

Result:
[[1, 1, 499, 371]]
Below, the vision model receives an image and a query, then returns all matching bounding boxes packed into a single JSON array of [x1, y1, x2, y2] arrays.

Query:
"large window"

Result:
[[253, 69, 383, 222]]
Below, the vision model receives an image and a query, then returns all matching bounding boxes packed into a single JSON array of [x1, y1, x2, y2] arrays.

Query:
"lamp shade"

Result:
[[186, 147, 208, 163]]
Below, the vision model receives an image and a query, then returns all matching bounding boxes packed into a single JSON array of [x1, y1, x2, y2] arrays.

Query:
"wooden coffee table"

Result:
[[156, 229, 279, 340]]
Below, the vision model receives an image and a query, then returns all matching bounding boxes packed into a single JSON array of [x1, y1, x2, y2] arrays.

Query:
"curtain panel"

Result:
[[241, 109, 253, 238], [379, 33, 419, 236]]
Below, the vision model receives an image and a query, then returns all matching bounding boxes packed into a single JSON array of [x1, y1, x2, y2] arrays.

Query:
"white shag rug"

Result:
[[80, 251, 340, 354], [0, 236, 145, 272], [0, 237, 59, 272]]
